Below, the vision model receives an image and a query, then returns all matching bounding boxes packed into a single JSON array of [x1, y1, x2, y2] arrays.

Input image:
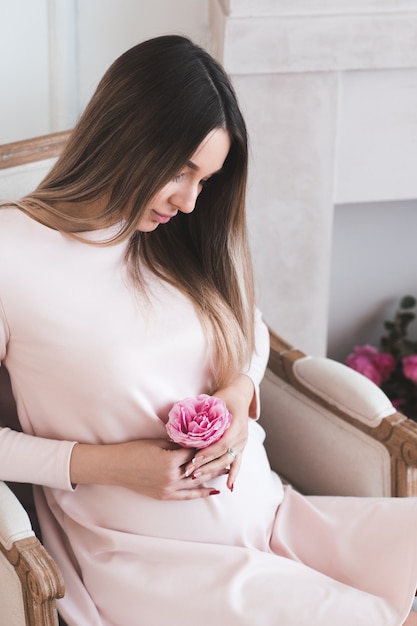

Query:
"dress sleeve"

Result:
[[243, 307, 270, 419], [0, 299, 76, 491], [0, 427, 76, 491]]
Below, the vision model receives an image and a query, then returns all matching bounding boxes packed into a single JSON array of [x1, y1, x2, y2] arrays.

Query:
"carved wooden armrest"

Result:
[[263, 328, 417, 497], [0, 482, 64, 626]]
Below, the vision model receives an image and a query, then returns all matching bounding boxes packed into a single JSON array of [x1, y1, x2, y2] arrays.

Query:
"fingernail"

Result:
[[191, 471, 202, 480], [229, 483, 234, 493], [209, 489, 221, 496]]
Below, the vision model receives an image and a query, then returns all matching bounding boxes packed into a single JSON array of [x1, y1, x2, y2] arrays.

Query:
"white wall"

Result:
[[328, 199, 417, 363], [76, 0, 210, 110], [0, 0, 210, 143], [327, 67, 417, 362], [0, 0, 51, 143]]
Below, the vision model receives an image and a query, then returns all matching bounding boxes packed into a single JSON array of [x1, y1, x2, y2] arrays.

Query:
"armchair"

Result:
[[1, 133, 417, 625]]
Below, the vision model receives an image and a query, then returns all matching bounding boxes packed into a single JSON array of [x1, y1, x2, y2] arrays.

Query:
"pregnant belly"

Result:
[[56, 422, 284, 551]]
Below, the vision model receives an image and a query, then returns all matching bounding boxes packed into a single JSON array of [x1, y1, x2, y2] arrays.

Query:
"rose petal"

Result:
[[166, 394, 232, 448]]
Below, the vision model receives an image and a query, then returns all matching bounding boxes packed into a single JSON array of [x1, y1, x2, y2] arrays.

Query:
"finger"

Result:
[[184, 451, 224, 478], [183, 451, 213, 476], [188, 457, 235, 489], [188, 467, 229, 485], [196, 425, 247, 460], [227, 455, 241, 491], [173, 486, 222, 501], [225, 446, 238, 462], [187, 443, 234, 471]]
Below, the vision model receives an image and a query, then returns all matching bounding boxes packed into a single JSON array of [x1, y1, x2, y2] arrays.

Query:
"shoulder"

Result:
[[0, 206, 29, 233], [0, 206, 56, 245], [0, 207, 54, 271], [0, 206, 23, 244]]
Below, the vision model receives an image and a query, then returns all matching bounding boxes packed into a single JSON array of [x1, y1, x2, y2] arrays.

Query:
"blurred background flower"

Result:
[[346, 295, 417, 421]]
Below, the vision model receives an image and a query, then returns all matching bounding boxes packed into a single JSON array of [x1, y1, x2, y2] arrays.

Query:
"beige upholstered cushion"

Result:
[[0, 158, 57, 202], [0, 482, 34, 550], [0, 556, 26, 626], [259, 368, 391, 497], [293, 356, 396, 425]]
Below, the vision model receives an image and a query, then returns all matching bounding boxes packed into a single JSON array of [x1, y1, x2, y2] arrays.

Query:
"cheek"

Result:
[[147, 192, 159, 207], [149, 184, 172, 206]]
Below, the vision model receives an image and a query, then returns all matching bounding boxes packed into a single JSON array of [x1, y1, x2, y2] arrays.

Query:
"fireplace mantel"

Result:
[[210, 0, 417, 355]]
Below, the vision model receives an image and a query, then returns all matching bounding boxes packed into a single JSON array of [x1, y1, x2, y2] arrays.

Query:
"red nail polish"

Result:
[[229, 483, 234, 493], [209, 489, 221, 496]]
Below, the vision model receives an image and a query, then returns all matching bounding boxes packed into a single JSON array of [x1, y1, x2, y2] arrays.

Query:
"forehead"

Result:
[[187, 129, 231, 173]]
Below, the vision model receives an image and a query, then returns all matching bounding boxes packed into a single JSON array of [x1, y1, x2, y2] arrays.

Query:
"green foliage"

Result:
[[379, 295, 417, 420]]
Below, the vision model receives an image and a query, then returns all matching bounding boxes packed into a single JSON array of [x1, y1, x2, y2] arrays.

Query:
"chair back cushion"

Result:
[[0, 556, 27, 626], [260, 368, 392, 497]]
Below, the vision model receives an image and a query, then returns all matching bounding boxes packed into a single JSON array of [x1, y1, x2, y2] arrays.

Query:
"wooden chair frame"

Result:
[[268, 331, 417, 497], [0, 523, 64, 625]]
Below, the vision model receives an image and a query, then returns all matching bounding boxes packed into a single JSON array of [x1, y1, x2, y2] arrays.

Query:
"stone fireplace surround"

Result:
[[210, 0, 417, 356]]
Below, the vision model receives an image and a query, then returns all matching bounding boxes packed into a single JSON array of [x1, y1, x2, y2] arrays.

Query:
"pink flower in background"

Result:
[[346, 345, 395, 386], [391, 397, 405, 411], [345, 296, 417, 421], [373, 352, 396, 382], [166, 394, 232, 449], [402, 355, 417, 384]]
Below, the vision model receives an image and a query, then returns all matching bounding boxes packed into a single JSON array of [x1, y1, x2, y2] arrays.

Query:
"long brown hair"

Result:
[[16, 35, 255, 388]]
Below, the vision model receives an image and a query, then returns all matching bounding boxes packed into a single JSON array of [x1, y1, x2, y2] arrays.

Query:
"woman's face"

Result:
[[136, 128, 231, 232]]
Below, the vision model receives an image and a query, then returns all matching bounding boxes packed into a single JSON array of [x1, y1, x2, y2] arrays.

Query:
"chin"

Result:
[[135, 221, 160, 232]]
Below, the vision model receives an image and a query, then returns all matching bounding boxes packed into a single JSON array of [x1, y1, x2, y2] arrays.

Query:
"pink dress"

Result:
[[1, 207, 417, 626]]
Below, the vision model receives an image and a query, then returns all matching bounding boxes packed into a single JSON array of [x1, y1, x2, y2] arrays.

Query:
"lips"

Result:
[[152, 210, 176, 224]]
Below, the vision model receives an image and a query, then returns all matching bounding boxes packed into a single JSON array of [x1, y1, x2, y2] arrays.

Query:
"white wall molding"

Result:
[[0, 0, 50, 143], [222, 0, 417, 18], [214, 9, 417, 74], [47, 0, 79, 131]]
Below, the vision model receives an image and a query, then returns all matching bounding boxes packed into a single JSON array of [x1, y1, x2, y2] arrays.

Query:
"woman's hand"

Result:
[[70, 438, 228, 501], [183, 374, 255, 492], [69, 374, 255, 499]]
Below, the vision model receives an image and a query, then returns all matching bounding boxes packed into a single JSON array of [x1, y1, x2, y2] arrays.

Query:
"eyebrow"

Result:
[[185, 160, 223, 176]]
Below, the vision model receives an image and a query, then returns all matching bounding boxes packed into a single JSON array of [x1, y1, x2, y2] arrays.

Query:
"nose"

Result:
[[172, 184, 200, 215]]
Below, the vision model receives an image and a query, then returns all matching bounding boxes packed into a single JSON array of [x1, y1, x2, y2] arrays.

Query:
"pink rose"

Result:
[[373, 352, 396, 382], [391, 397, 405, 411], [346, 345, 396, 386], [346, 345, 383, 386], [166, 394, 232, 449], [402, 355, 417, 384]]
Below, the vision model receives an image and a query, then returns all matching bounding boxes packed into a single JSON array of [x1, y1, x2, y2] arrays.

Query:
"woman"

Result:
[[1, 35, 417, 625]]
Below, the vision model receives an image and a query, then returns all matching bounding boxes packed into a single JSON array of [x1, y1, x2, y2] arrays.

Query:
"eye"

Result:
[[173, 174, 185, 183], [200, 171, 221, 189], [199, 177, 212, 189]]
